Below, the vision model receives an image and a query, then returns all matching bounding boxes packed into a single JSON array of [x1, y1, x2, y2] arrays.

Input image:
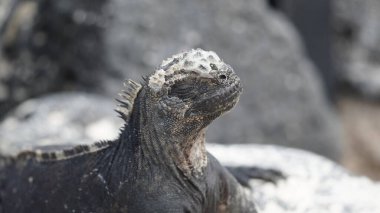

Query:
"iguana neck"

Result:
[[120, 89, 208, 178]]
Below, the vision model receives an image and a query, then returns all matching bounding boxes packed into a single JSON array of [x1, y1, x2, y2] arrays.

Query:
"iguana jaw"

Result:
[[185, 78, 242, 118]]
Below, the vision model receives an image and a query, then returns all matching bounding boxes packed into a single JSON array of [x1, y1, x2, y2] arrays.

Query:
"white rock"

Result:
[[208, 144, 380, 213]]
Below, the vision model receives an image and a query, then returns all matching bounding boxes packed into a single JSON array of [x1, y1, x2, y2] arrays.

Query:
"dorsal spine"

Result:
[[15, 80, 142, 162], [115, 79, 142, 122]]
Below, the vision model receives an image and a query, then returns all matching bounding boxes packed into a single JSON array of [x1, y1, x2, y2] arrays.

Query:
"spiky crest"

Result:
[[15, 80, 142, 162], [17, 141, 114, 162], [115, 79, 142, 121]]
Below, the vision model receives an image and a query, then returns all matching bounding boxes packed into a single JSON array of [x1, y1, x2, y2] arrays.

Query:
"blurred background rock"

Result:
[[0, 0, 379, 181]]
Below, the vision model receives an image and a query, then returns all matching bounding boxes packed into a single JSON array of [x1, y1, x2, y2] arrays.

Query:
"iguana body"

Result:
[[0, 49, 257, 212]]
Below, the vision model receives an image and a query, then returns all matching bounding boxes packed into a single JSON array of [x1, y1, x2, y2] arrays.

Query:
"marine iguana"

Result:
[[0, 49, 281, 213]]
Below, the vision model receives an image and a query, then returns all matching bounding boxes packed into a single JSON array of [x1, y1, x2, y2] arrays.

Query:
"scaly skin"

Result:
[[0, 49, 257, 212]]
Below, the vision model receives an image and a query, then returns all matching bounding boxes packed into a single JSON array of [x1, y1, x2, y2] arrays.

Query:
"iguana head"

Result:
[[117, 49, 242, 176], [146, 48, 242, 130]]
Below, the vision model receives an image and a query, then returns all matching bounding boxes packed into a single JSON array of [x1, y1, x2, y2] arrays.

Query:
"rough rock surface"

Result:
[[271, 0, 336, 100], [333, 0, 380, 98], [0, 93, 122, 155], [208, 144, 380, 213], [0, 0, 118, 117], [0, 0, 341, 159]]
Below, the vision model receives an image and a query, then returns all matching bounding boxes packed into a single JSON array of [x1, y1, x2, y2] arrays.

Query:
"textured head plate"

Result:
[[148, 48, 225, 92]]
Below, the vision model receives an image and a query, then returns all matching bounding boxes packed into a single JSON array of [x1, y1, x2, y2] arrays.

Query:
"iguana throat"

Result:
[[126, 87, 208, 178]]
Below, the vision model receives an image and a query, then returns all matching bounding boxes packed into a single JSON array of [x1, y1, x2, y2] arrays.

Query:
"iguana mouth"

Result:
[[186, 80, 242, 116], [209, 80, 242, 112]]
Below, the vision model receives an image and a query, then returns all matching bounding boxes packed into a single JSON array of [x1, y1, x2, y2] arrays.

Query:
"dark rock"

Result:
[[267, 0, 336, 101], [333, 0, 380, 98], [0, 92, 122, 155], [208, 144, 380, 213], [0, 0, 118, 118]]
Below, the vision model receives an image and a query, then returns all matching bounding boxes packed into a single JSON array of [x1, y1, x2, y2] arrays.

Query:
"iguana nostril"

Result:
[[219, 74, 227, 80], [210, 63, 218, 70]]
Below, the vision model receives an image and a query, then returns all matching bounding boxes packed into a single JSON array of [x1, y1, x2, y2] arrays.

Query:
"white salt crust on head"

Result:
[[148, 49, 225, 92]]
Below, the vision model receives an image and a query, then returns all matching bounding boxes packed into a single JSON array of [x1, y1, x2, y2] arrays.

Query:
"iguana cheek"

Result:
[[158, 98, 190, 118]]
